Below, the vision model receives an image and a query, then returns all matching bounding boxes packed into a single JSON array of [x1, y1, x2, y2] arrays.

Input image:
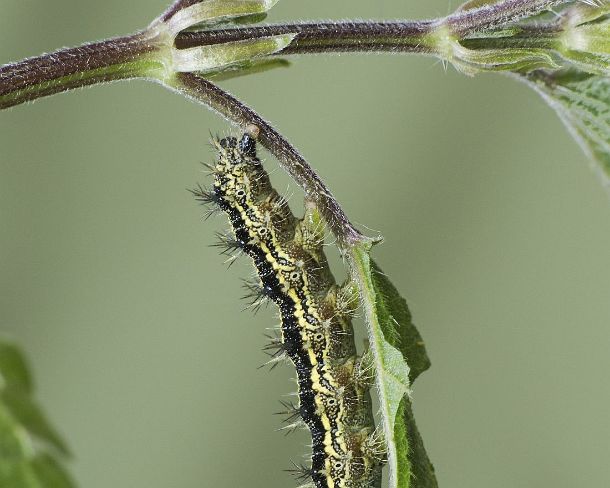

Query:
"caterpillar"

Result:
[[193, 128, 385, 488]]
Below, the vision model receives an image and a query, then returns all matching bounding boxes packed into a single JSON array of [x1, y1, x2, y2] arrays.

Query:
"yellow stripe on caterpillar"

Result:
[[194, 130, 384, 488]]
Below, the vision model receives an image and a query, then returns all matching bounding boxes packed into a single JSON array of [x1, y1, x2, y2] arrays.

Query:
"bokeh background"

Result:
[[2, 1, 610, 487]]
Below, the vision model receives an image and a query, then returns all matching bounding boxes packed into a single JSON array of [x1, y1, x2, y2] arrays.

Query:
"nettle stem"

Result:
[[176, 21, 434, 53], [0, 0, 587, 244], [167, 72, 365, 244], [446, 0, 570, 35], [0, 33, 164, 110]]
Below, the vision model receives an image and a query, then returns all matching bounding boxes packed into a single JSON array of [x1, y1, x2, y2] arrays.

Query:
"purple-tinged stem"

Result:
[[168, 72, 366, 245], [175, 21, 434, 54], [0, 33, 161, 110]]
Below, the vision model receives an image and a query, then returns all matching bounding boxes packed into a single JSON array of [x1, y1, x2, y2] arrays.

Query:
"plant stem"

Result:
[[0, 0, 575, 239], [167, 72, 366, 245], [160, 0, 203, 22], [175, 21, 434, 53], [1, 0, 572, 110], [0, 33, 163, 110], [0, 20, 438, 111], [446, 0, 569, 36]]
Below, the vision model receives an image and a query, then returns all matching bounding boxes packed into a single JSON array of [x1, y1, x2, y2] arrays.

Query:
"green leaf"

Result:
[[396, 397, 438, 488], [454, 46, 558, 75], [165, 0, 280, 36], [0, 403, 31, 459], [456, 0, 499, 12], [0, 455, 75, 488], [206, 58, 291, 81], [172, 34, 296, 74], [349, 246, 436, 488], [558, 21, 610, 75], [555, 7, 610, 75], [29, 455, 75, 488], [369, 261, 431, 384], [370, 260, 437, 488], [0, 461, 39, 488], [519, 69, 610, 186], [562, 1, 610, 26], [558, 50, 610, 76], [1, 390, 70, 456], [0, 344, 32, 393], [0, 341, 74, 487]]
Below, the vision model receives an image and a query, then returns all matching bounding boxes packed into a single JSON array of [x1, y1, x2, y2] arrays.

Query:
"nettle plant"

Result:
[[1, 0, 609, 487]]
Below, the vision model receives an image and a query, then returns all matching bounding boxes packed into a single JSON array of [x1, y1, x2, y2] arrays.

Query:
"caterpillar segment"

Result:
[[195, 132, 385, 488]]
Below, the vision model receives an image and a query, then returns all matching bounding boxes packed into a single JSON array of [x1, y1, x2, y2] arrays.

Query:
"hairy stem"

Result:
[[160, 0, 204, 22], [0, 0, 575, 240], [176, 21, 435, 53], [167, 72, 366, 245], [0, 20, 437, 111], [0, 32, 165, 110], [445, 0, 570, 36], [1, 0, 571, 110]]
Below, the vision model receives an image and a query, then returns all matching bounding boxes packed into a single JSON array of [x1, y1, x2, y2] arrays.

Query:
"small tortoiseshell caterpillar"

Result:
[[193, 128, 385, 488]]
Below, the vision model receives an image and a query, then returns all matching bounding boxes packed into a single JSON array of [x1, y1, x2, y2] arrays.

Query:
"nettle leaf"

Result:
[[562, 2, 610, 27], [1, 390, 70, 456], [350, 247, 436, 488], [559, 21, 610, 76], [519, 69, 610, 187], [207, 58, 291, 81], [456, 0, 503, 12], [0, 344, 33, 393], [369, 261, 430, 384], [454, 46, 558, 75], [0, 455, 74, 488], [29, 454, 74, 488], [0, 341, 74, 488], [172, 34, 296, 73], [165, 0, 280, 35]]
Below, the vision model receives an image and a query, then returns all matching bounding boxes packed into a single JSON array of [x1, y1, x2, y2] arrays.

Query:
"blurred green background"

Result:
[[2, 1, 610, 487]]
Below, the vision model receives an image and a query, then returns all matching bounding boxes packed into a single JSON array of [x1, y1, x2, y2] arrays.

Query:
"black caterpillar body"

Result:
[[194, 131, 384, 488]]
